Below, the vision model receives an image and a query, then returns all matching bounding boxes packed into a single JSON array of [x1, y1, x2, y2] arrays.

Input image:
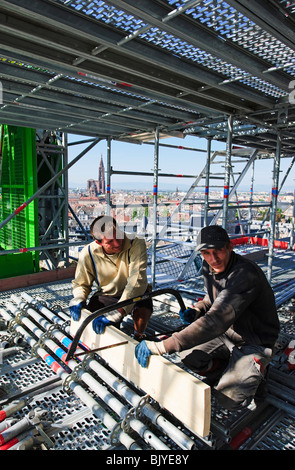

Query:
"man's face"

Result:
[[97, 226, 124, 254], [99, 236, 123, 254], [200, 243, 233, 274]]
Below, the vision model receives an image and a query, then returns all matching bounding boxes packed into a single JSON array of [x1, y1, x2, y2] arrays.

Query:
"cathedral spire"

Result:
[[87, 154, 106, 197], [98, 154, 105, 194]]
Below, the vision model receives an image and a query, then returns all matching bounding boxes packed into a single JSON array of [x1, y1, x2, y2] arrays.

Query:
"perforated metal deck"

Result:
[[1, 245, 295, 450]]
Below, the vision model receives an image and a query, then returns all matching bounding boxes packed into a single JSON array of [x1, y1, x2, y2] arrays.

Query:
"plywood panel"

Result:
[[70, 309, 211, 437]]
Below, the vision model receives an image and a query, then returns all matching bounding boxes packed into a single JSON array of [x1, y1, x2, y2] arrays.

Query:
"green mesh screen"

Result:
[[0, 125, 39, 278]]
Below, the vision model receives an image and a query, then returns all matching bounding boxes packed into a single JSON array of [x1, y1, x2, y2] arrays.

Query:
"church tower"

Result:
[[98, 155, 105, 194]]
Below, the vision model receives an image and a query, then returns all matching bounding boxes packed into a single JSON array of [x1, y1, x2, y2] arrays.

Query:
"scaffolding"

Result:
[[66, 124, 294, 285], [0, 123, 294, 284], [0, 0, 295, 452]]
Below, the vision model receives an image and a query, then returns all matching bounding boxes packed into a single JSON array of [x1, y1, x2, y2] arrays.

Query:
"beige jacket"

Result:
[[72, 234, 148, 315]]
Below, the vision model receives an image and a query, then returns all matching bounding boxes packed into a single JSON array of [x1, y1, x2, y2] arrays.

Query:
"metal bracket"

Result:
[[117, 394, 151, 438], [36, 331, 48, 350], [46, 323, 60, 339], [109, 421, 122, 446], [35, 297, 50, 308], [27, 409, 55, 449], [14, 308, 28, 324], [2, 324, 22, 346], [70, 361, 85, 383], [62, 374, 75, 395], [18, 301, 32, 312], [134, 394, 150, 419], [60, 319, 71, 333], [121, 407, 135, 433], [31, 342, 40, 359]]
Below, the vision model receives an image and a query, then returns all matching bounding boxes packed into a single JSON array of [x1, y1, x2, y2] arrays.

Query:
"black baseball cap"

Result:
[[196, 225, 230, 251]]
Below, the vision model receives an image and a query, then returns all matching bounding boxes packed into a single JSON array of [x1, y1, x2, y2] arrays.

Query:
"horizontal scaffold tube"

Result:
[[17, 293, 197, 450], [1, 306, 141, 451], [0, 400, 27, 423], [7, 431, 36, 451], [0, 419, 16, 433], [20, 293, 69, 325], [6, 299, 171, 450], [84, 355, 197, 450], [0, 410, 43, 448]]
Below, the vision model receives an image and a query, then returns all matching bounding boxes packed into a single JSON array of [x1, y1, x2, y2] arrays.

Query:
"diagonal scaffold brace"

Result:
[[65, 288, 186, 361]]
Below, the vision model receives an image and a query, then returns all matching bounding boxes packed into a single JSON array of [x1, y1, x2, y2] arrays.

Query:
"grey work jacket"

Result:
[[163, 251, 280, 354]]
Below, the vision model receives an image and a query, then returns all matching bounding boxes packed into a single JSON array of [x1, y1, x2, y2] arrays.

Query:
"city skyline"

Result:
[[67, 134, 295, 194]]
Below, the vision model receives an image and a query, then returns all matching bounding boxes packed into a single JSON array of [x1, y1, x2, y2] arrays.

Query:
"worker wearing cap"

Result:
[[70, 215, 152, 340], [135, 225, 280, 410]]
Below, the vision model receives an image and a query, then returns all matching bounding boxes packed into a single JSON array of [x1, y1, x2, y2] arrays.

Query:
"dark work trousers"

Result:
[[87, 292, 153, 314], [179, 334, 272, 410], [87, 292, 153, 333], [87, 293, 123, 314]]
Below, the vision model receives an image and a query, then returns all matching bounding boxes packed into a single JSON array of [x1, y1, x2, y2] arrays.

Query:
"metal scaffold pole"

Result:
[[290, 189, 295, 250], [267, 131, 281, 282], [204, 138, 211, 227], [222, 115, 233, 230], [1, 303, 142, 450], [106, 137, 111, 215], [248, 159, 255, 229], [62, 133, 70, 267], [151, 127, 160, 288]]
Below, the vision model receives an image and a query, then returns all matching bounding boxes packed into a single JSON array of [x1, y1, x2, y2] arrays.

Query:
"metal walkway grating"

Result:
[[1, 0, 295, 151], [183, 0, 295, 77], [0, 246, 295, 450], [54, 0, 290, 99]]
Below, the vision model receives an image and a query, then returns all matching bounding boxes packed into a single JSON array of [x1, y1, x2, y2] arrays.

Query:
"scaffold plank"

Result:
[[70, 310, 211, 438]]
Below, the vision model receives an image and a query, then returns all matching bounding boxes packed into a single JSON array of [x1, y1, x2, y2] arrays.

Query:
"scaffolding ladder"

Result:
[[149, 146, 261, 284]]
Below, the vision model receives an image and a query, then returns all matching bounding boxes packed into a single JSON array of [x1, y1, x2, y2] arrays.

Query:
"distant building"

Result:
[[87, 179, 98, 198], [98, 155, 105, 194], [87, 155, 106, 197]]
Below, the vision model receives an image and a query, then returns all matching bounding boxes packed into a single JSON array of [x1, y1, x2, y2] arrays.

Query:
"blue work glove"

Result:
[[69, 300, 86, 322], [135, 341, 152, 368], [92, 315, 112, 334], [179, 307, 196, 326], [135, 340, 166, 368]]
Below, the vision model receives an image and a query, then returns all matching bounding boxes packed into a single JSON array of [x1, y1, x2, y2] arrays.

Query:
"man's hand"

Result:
[[135, 340, 166, 368], [92, 315, 112, 334], [69, 299, 86, 322], [92, 308, 125, 334], [179, 307, 196, 325]]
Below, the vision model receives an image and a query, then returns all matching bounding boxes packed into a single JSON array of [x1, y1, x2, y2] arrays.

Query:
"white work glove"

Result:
[[144, 340, 166, 355]]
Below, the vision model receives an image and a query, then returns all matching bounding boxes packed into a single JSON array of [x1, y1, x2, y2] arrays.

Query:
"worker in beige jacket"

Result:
[[70, 215, 152, 340]]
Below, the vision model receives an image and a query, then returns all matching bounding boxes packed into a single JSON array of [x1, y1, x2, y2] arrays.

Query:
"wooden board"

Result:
[[70, 309, 211, 437]]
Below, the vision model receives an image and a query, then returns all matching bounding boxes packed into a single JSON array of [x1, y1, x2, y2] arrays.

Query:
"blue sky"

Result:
[[67, 133, 295, 193]]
